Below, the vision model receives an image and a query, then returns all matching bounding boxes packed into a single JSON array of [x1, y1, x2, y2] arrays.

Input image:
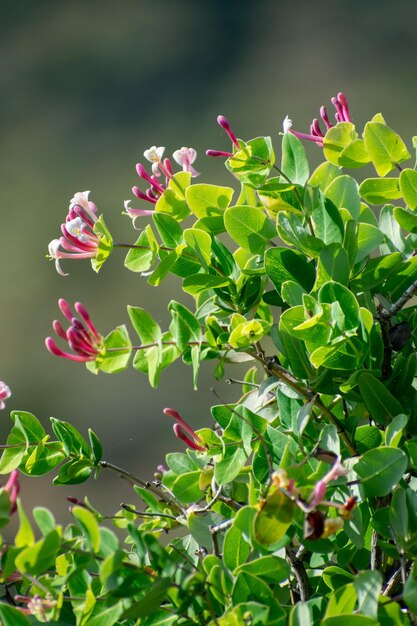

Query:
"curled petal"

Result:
[[282, 115, 292, 133], [45, 337, 93, 362]]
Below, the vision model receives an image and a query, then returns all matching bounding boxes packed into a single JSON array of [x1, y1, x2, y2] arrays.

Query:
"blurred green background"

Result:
[[2, 0, 417, 520]]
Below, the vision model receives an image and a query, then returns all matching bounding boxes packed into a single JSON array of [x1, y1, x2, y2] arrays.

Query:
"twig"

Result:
[[120, 503, 177, 520], [209, 519, 233, 557], [252, 352, 358, 455], [383, 566, 403, 597], [285, 546, 312, 602]]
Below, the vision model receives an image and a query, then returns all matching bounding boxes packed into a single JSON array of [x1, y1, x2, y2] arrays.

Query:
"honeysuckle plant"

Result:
[[2, 92, 417, 624]]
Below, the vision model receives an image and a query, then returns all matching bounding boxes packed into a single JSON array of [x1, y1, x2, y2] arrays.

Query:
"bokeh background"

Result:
[[2, 0, 417, 522]]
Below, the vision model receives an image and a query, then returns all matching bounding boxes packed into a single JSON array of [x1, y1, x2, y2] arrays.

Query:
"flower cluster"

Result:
[[272, 456, 352, 540], [47, 191, 101, 276], [45, 299, 103, 363], [125, 145, 199, 220], [0, 381, 11, 410], [164, 407, 205, 452], [283, 92, 352, 145]]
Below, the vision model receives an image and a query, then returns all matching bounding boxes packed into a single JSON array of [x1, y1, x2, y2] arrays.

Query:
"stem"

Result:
[[120, 503, 177, 520], [272, 164, 315, 236], [210, 519, 233, 557], [99, 460, 179, 509], [285, 546, 312, 601], [106, 340, 207, 353], [252, 352, 358, 455], [381, 278, 417, 320]]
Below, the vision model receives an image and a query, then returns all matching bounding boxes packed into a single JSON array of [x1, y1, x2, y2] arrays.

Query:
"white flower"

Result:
[[66, 217, 89, 242], [144, 146, 165, 163], [172, 147, 200, 177], [47, 239, 68, 276], [283, 115, 293, 133], [69, 191, 91, 211]]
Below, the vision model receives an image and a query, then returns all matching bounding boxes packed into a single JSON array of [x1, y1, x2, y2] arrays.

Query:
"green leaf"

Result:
[[338, 139, 371, 168], [323, 122, 358, 165], [253, 488, 295, 546], [214, 446, 248, 485], [72, 506, 100, 552], [355, 223, 385, 263], [289, 603, 312, 626], [281, 131, 309, 185], [183, 227, 212, 268], [354, 447, 408, 497], [224, 205, 276, 254], [155, 171, 192, 221], [319, 281, 360, 331], [50, 417, 90, 457], [394, 206, 417, 233], [23, 440, 65, 476], [309, 162, 341, 190], [33, 507, 56, 536], [53, 458, 93, 485], [172, 471, 202, 503], [128, 306, 162, 387], [324, 583, 357, 618], [357, 372, 403, 426], [400, 168, 417, 209], [0, 411, 47, 474], [235, 555, 290, 583], [124, 225, 159, 272], [311, 195, 344, 245], [182, 274, 231, 296], [147, 250, 178, 286], [88, 429, 103, 465], [325, 175, 361, 220], [92, 214, 113, 273], [223, 525, 251, 571], [226, 136, 275, 187], [15, 528, 61, 575], [15, 500, 35, 547], [278, 309, 314, 379], [315, 244, 350, 289], [354, 570, 382, 618], [404, 564, 417, 614], [0, 605, 31, 626], [323, 615, 378, 626], [96, 325, 131, 374], [359, 178, 401, 205], [85, 602, 124, 626], [122, 578, 172, 620], [354, 425, 382, 454], [168, 300, 201, 352], [385, 414, 408, 447], [363, 122, 410, 176], [350, 253, 403, 292], [265, 247, 315, 295], [186, 183, 234, 219], [152, 212, 183, 247], [276, 211, 323, 257]]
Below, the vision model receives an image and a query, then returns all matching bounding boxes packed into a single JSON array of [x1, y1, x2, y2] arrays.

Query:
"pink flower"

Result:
[[125, 146, 198, 221], [173, 147, 200, 177], [47, 191, 101, 276], [45, 299, 103, 363], [286, 92, 352, 146], [0, 381, 11, 410], [309, 457, 347, 509], [164, 407, 205, 452], [4, 470, 20, 514], [206, 114, 240, 158]]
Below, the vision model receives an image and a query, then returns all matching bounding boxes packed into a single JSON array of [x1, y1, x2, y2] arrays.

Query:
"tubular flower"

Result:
[[125, 146, 199, 221], [45, 299, 103, 363], [164, 407, 206, 452], [47, 191, 101, 276], [284, 92, 352, 146], [206, 114, 240, 158], [173, 147, 200, 177], [0, 381, 11, 410], [309, 457, 348, 509], [4, 469, 20, 514]]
